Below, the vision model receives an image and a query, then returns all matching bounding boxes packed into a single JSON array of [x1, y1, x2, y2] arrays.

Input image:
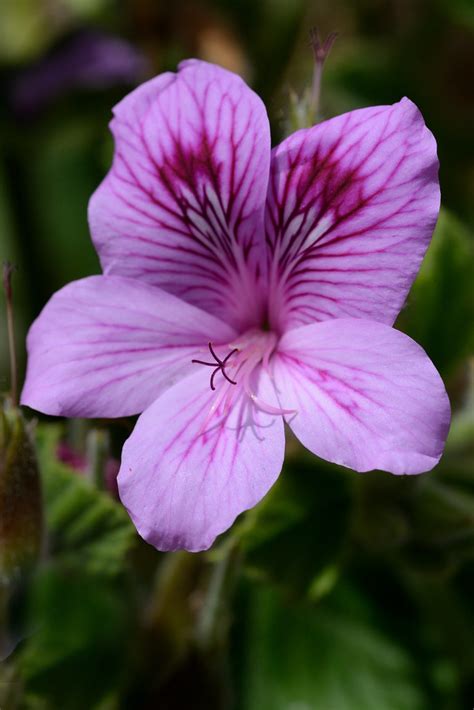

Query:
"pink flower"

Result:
[[22, 60, 450, 552]]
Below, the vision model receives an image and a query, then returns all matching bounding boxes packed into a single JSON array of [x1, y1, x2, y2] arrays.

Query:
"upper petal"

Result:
[[89, 59, 271, 331], [273, 319, 450, 474], [21, 275, 235, 418], [118, 368, 285, 552], [266, 99, 440, 331]]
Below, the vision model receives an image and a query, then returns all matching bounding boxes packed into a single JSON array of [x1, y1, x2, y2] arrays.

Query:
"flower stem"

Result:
[[309, 28, 338, 124], [2, 263, 18, 407], [86, 428, 110, 489], [195, 541, 241, 652]]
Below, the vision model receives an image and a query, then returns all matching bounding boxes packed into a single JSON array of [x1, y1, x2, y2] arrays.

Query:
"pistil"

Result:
[[192, 343, 239, 390], [192, 330, 295, 433]]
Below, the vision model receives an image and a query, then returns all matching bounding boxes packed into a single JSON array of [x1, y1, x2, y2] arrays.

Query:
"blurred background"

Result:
[[1, 0, 474, 708]]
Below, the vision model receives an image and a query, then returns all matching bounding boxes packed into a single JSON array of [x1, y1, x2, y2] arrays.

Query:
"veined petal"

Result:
[[266, 99, 440, 330], [118, 368, 285, 552], [274, 319, 450, 474], [89, 59, 271, 331], [21, 275, 235, 418]]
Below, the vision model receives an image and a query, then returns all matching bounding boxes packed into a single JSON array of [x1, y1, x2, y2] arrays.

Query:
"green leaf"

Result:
[[394, 367, 474, 574], [398, 208, 474, 378], [35, 424, 135, 577], [19, 565, 128, 710], [239, 583, 427, 710]]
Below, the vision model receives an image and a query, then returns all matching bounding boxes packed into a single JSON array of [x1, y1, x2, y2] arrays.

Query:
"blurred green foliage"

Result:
[[398, 209, 474, 380], [1, 0, 474, 708], [239, 583, 426, 710], [36, 425, 135, 577]]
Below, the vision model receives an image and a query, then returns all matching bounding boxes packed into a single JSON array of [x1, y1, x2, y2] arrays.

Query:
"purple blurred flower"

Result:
[[57, 441, 87, 472], [56, 440, 119, 497], [11, 30, 148, 116], [22, 60, 450, 552]]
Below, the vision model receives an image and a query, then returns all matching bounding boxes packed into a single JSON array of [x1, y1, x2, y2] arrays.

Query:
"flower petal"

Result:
[[21, 275, 235, 418], [266, 99, 440, 331], [274, 319, 450, 474], [118, 368, 285, 552], [89, 59, 271, 330]]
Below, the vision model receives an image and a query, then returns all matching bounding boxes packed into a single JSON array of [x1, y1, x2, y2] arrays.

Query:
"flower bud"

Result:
[[0, 404, 43, 582], [0, 402, 43, 657]]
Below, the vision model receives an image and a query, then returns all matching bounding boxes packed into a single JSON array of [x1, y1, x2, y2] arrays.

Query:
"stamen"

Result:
[[249, 392, 296, 416], [192, 342, 239, 391]]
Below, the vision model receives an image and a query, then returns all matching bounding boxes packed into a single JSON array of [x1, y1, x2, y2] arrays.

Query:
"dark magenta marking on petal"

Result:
[[265, 101, 440, 331], [89, 62, 271, 331]]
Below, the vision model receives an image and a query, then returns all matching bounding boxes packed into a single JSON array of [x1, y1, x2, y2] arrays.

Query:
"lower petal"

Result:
[[274, 319, 450, 474], [118, 368, 285, 552]]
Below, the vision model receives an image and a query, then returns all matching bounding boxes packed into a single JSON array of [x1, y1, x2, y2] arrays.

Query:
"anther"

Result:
[[192, 343, 239, 391]]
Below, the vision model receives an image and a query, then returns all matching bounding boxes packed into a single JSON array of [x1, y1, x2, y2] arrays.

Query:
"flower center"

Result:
[[192, 330, 293, 425], [226, 329, 278, 393]]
